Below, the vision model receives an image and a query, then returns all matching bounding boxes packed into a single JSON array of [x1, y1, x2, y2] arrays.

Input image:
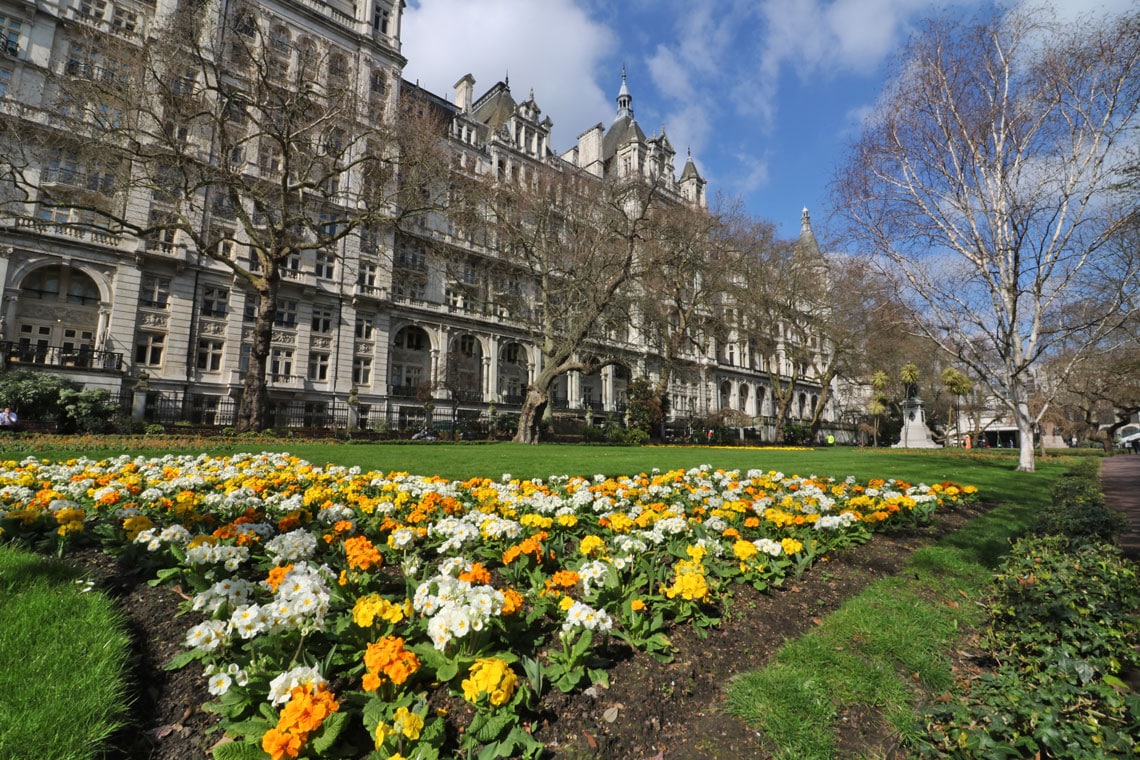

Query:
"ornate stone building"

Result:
[[0, 0, 835, 434]]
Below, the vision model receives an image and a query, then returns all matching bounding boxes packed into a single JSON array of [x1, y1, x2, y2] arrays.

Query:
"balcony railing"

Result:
[[1, 341, 123, 371]]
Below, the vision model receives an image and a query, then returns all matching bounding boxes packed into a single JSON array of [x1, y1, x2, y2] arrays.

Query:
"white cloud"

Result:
[[401, 0, 617, 151]]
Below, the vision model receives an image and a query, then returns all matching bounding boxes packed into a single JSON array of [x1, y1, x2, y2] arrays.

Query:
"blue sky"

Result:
[[401, 0, 1133, 241]]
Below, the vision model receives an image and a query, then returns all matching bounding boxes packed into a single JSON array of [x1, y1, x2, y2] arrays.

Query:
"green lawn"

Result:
[[1, 437, 1038, 488], [0, 442, 1079, 759], [0, 549, 132, 760], [724, 456, 1067, 758]]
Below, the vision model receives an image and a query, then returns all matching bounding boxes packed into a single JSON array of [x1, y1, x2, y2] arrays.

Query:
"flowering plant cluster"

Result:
[[0, 453, 977, 759]]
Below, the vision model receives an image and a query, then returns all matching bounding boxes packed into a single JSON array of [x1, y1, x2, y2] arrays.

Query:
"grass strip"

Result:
[[0, 546, 133, 760], [1, 438, 1045, 483], [724, 464, 1062, 760]]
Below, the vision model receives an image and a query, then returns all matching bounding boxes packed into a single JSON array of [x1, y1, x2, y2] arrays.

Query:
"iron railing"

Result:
[[1, 341, 124, 371]]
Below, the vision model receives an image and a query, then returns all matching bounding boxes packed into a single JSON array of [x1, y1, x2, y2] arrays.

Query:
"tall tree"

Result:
[[834, 6, 1140, 471], [0, 0, 447, 430], [731, 219, 817, 443], [459, 164, 661, 444], [637, 198, 737, 437]]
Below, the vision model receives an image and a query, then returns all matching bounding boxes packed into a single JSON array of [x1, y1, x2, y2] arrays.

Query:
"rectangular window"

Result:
[[37, 205, 72, 225], [352, 356, 372, 386], [314, 250, 335, 279], [393, 279, 426, 301], [274, 299, 297, 328], [196, 339, 224, 371], [310, 306, 334, 334], [395, 328, 425, 350], [135, 333, 165, 366], [243, 296, 257, 323], [111, 7, 138, 33], [307, 352, 329, 381], [45, 148, 80, 184], [139, 274, 170, 309], [358, 261, 377, 287], [373, 9, 389, 35], [395, 240, 426, 271], [258, 143, 282, 176], [0, 68, 10, 100], [238, 343, 252, 372], [270, 348, 293, 378], [76, 0, 107, 19], [283, 252, 301, 272], [201, 286, 228, 317], [391, 363, 421, 388], [0, 15, 21, 56], [354, 314, 374, 340]]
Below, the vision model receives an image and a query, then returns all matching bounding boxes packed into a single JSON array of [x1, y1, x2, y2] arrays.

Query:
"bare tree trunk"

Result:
[[235, 289, 276, 432], [515, 387, 549, 444], [772, 392, 791, 443], [1014, 396, 1036, 472]]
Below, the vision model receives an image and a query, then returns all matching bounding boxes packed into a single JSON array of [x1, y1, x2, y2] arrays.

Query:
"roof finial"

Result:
[[617, 66, 632, 116]]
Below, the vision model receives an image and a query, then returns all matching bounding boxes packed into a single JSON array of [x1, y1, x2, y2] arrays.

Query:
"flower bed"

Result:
[[0, 452, 977, 760]]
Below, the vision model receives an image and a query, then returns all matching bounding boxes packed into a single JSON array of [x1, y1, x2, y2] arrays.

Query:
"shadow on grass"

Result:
[[0, 547, 87, 591]]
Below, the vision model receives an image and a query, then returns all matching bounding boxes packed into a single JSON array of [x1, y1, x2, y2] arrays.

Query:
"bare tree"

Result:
[[637, 198, 737, 437], [834, 6, 1140, 470], [731, 219, 817, 443], [459, 164, 660, 443], [802, 250, 916, 437], [0, 1, 447, 430]]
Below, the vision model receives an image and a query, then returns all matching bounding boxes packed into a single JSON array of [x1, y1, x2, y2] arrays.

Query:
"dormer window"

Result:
[[373, 7, 389, 35]]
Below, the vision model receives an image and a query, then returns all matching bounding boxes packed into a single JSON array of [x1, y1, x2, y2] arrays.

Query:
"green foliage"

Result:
[[1033, 477, 1127, 541], [58, 387, 121, 434], [605, 425, 649, 446], [0, 369, 121, 433], [783, 422, 812, 445], [920, 465, 1140, 759], [623, 378, 663, 436], [0, 369, 75, 420]]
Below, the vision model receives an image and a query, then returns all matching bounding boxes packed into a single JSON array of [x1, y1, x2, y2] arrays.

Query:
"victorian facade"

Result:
[[0, 0, 836, 433]]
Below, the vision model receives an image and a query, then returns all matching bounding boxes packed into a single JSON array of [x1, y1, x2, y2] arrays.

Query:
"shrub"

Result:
[[57, 388, 120, 434], [921, 467, 1140, 760], [1033, 468, 1127, 542]]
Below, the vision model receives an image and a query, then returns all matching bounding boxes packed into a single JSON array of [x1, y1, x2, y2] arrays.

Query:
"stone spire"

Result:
[[616, 66, 633, 118]]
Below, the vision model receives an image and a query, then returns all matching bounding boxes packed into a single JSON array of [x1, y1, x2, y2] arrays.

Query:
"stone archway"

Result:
[[8, 264, 102, 364], [445, 332, 483, 402], [497, 341, 528, 404], [389, 325, 432, 398]]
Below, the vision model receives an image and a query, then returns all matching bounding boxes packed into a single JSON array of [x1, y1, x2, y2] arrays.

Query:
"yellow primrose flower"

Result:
[[732, 540, 758, 561], [393, 706, 423, 740], [579, 535, 606, 556], [461, 658, 517, 707]]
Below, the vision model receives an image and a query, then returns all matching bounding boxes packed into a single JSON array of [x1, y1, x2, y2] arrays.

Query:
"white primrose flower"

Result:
[[753, 538, 784, 557], [207, 672, 233, 696], [184, 620, 228, 652], [815, 513, 858, 530], [229, 604, 267, 639], [265, 529, 318, 563], [267, 665, 326, 706], [562, 600, 613, 633]]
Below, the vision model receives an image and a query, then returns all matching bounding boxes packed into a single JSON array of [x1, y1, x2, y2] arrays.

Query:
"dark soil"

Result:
[[65, 498, 989, 760]]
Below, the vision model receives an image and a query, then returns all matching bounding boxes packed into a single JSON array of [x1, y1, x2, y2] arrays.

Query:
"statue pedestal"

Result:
[[893, 397, 940, 449]]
